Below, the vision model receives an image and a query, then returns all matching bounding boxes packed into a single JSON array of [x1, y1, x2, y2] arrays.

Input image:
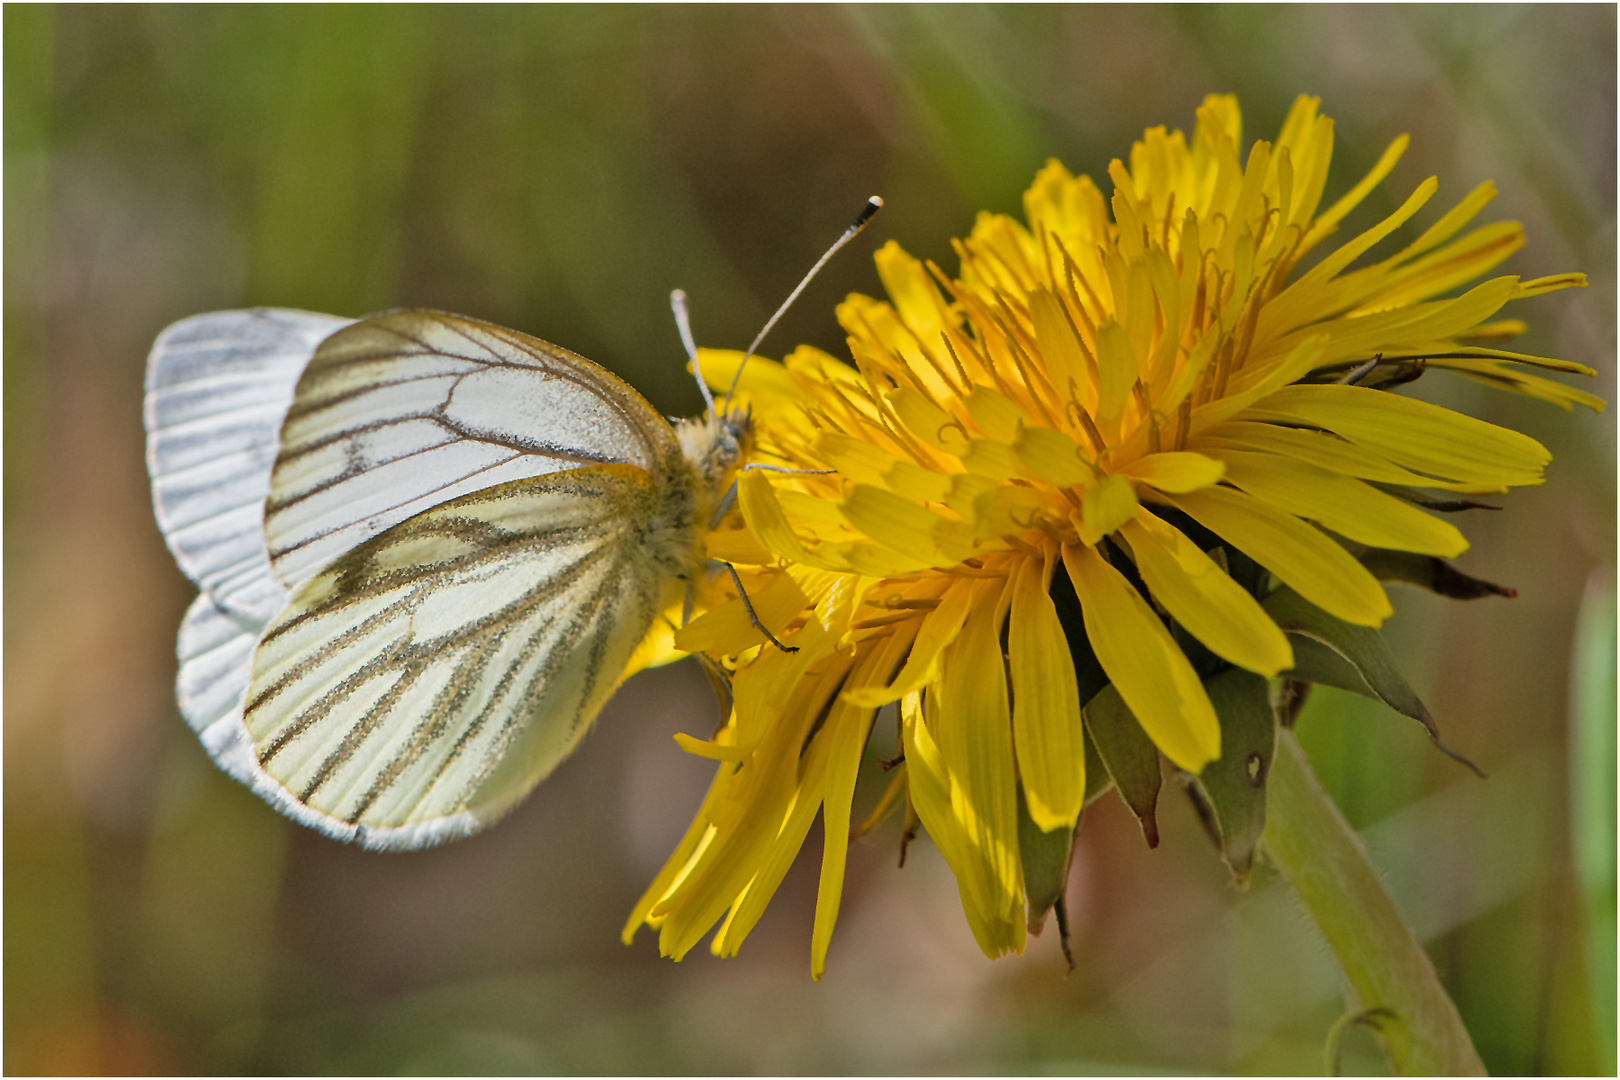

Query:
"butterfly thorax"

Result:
[[675, 407, 751, 500], [653, 407, 751, 569]]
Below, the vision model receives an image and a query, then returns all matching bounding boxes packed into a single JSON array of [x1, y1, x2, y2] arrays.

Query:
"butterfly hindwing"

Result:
[[265, 310, 683, 589], [240, 465, 676, 848], [145, 309, 353, 620]]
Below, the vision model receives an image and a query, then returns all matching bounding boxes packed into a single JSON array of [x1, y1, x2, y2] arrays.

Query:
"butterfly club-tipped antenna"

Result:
[[670, 197, 882, 415], [669, 288, 719, 416], [723, 195, 883, 409]]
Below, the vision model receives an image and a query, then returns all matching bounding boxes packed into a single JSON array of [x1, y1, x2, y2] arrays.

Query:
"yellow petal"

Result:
[[665, 659, 852, 959], [1119, 451, 1226, 493], [1211, 448, 1469, 557], [886, 458, 961, 502], [841, 543, 935, 577], [1008, 554, 1086, 830], [1162, 485, 1393, 626], [621, 587, 689, 679], [1516, 272, 1587, 298], [964, 385, 1029, 442], [875, 241, 949, 345], [899, 691, 968, 870], [1078, 473, 1140, 544], [1243, 384, 1550, 487], [1280, 106, 1334, 231], [1190, 334, 1328, 433], [673, 571, 809, 654], [808, 708, 865, 980], [840, 484, 976, 564], [814, 430, 959, 505], [969, 484, 1048, 543], [714, 734, 833, 962], [776, 488, 850, 528], [1062, 541, 1221, 772], [705, 526, 777, 565], [888, 386, 971, 457], [673, 732, 756, 762], [812, 430, 899, 487], [809, 627, 913, 979], [960, 438, 1027, 481], [1424, 358, 1607, 414], [900, 692, 1023, 957], [623, 812, 717, 944], [932, 580, 1023, 932], [1299, 133, 1410, 255], [1279, 276, 1520, 371], [845, 290, 960, 406], [1028, 284, 1092, 403], [738, 470, 829, 566], [1391, 181, 1497, 265], [694, 347, 796, 410], [1194, 421, 1500, 494], [1013, 424, 1093, 488], [1354, 222, 1522, 311], [1419, 344, 1595, 376], [955, 877, 1027, 960], [844, 582, 972, 707], [1119, 511, 1294, 677], [1093, 318, 1137, 428], [943, 471, 1003, 522]]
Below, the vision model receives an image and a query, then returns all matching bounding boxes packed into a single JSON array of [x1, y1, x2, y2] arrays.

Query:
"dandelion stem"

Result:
[[1262, 728, 1486, 1076]]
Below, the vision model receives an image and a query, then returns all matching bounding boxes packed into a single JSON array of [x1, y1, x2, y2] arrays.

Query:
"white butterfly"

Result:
[[145, 307, 748, 849]]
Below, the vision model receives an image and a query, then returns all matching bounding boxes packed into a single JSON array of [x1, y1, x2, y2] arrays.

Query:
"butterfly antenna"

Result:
[[670, 289, 719, 416], [724, 195, 883, 408]]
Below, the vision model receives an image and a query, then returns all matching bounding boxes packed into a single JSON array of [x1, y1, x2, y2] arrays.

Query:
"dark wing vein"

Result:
[[245, 468, 667, 831], [263, 309, 679, 588]]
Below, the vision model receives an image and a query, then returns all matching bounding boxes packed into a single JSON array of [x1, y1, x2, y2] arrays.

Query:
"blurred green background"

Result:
[[4, 5, 1614, 1074]]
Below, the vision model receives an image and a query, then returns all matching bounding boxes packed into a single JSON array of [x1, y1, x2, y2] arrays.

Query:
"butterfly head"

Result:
[[675, 405, 753, 509]]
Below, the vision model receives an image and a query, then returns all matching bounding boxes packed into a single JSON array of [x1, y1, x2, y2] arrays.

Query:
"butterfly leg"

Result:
[[720, 562, 798, 653]]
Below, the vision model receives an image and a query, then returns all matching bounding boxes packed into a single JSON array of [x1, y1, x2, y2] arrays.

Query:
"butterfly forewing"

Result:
[[266, 311, 683, 589], [243, 466, 677, 841], [145, 309, 353, 620]]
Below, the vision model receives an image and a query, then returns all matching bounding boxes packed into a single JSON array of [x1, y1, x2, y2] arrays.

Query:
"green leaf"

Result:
[[1083, 683, 1162, 847], [1082, 723, 1113, 806], [1356, 547, 1517, 600], [1017, 783, 1076, 938], [1016, 731, 1109, 963], [1284, 635, 1376, 698], [1185, 668, 1276, 886], [1263, 587, 1482, 776]]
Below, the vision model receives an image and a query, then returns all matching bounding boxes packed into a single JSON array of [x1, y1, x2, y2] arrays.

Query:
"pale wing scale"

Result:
[[146, 309, 352, 620], [239, 467, 672, 848], [174, 593, 477, 847], [176, 593, 268, 738], [266, 311, 682, 589]]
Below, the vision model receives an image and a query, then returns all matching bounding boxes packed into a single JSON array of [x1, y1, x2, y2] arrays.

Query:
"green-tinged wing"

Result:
[[266, 309, 683, 590], [242, 465, 671, 848]]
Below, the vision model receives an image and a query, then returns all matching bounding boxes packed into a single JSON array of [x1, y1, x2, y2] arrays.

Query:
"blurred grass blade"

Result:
[[1568, 570, 1616, 1075]]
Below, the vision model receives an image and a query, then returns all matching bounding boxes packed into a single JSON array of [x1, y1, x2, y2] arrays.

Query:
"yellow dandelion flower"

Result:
[[625, 94, 1601, 978]]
